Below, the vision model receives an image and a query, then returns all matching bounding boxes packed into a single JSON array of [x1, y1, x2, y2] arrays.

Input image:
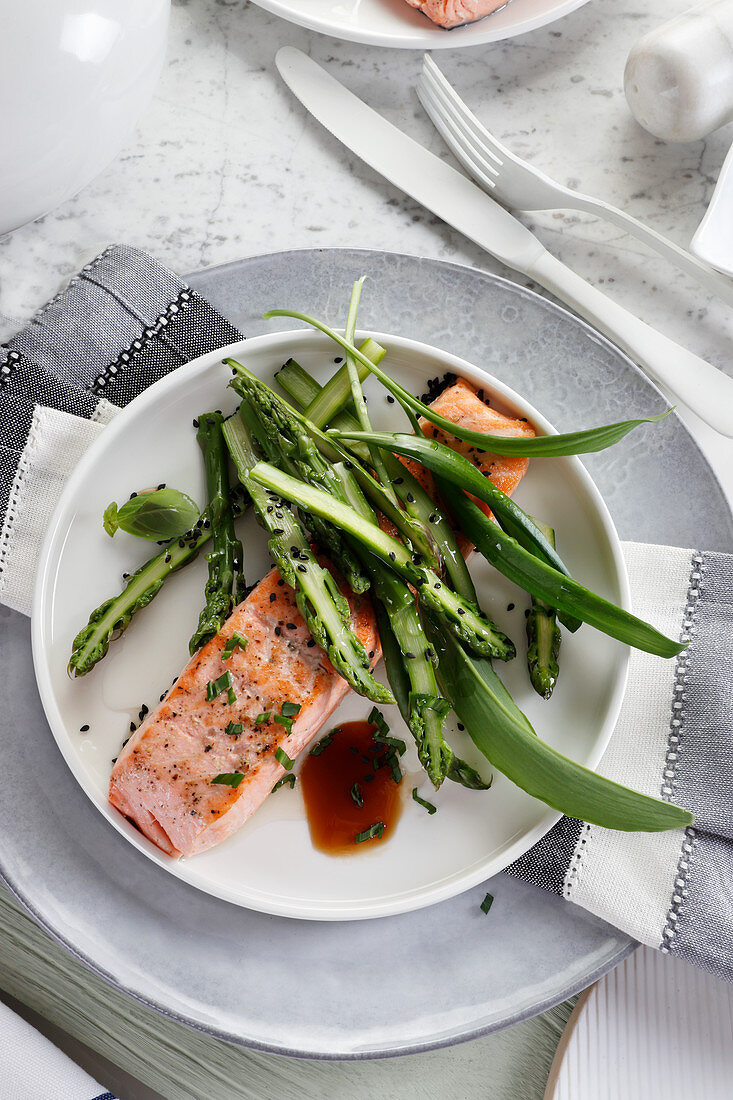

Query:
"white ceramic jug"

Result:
[[0, 0, 169, 236]]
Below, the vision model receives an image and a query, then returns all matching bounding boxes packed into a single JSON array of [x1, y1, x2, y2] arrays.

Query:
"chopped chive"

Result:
[[274, 714, 294, 734], [255, 712, 271, 724], [480, 892, 494, 915], [387, 752, 403, 785], [272, 773, 297, 792], [227, 687, 237, 705], [211, 771, 244, 788], [310, 733, 334, 756], [225, 721, 243, 737], [275, 746, 295, 770], [367, 706, 407, 755], [350, 782, 363, 808], [412, 788, 437, 815], [222, 631, 248, 660], [206, 671, 232, 700], [281, 700, 301, 717], [355, 821, 384, 844]]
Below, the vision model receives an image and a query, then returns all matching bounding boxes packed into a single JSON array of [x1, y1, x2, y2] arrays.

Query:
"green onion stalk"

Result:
[[263, 309, 672, 458], [427, 615, 692, 832]]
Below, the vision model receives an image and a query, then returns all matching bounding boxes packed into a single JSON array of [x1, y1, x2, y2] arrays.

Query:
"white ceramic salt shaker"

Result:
[[624, 0, 733, 142]]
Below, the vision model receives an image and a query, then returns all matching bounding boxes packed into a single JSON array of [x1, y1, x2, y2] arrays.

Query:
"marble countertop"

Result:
[[1, 0, 732, 1094], [1, 0, 731, 491]]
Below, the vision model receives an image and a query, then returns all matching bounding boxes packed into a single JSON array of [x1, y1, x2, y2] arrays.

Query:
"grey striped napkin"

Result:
[[0, 245, 730, 984]]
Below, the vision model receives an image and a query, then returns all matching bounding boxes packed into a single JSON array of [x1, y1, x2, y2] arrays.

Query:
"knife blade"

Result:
[[274, 46, 733, 437], [276, 46, 545, 276]]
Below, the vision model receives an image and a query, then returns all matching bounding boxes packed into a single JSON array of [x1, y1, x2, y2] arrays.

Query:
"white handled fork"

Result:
[[417, 54, 733, 309]]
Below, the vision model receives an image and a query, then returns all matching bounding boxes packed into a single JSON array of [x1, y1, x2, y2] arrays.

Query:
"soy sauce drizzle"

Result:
[[300, 720, 404, 855]]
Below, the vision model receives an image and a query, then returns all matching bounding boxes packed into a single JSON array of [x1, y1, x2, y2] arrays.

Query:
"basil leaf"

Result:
[[103, 487, 200, 542]]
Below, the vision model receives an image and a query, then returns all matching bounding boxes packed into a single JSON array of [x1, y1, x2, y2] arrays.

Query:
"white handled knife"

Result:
[[276, 46, 733, 438]]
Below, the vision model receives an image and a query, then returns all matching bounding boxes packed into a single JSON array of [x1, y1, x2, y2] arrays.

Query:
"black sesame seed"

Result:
[[457, 723, 465, 731], [387, 395, 395, 404], [79, 724, 89, 732], [507, 603, 515, 611], [270, 593, 277, 602]]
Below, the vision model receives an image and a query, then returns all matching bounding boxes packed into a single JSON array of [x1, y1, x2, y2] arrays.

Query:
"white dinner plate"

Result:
[[32, 327, 629, 920], [250, 0, 591, 49]]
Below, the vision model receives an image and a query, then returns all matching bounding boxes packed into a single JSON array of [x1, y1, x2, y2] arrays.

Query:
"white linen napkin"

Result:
[[0, 998, 114, 1100]]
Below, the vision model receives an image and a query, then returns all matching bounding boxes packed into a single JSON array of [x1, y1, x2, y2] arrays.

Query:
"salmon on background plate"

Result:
[[404, 0, 508, 30], [109, 380, 534, 858]]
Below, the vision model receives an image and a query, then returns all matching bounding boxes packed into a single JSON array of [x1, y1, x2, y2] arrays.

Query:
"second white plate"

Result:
[[32, 328, 628, 920], [251, 0, 591, 49]]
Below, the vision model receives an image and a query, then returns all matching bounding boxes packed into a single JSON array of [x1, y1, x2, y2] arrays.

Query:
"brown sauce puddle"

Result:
[[300, 719, 404, 855]]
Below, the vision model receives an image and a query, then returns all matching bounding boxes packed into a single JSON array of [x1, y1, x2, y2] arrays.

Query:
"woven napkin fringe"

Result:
[[508, 542, 733, 983]]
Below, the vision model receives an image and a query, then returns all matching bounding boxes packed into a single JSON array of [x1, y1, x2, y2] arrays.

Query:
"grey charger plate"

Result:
[[3, 249, 731, 1059]]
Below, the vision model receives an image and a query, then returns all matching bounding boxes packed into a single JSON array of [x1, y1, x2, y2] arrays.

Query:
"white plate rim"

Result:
[[250, 0, 591, 49], [31, 327, 630, 921]]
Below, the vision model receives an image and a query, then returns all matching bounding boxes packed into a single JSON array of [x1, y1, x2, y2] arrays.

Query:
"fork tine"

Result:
[[418, 72, 502, 180], [416, 78, 498, 193], [421, 55, 509, 169]]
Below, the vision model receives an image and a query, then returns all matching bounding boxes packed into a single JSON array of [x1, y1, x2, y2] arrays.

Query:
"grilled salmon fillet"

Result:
[[405, 0, 507, 29], [109, 564, 379, 857], [400, 377, 535, 555], [109, 378, 532, 858]]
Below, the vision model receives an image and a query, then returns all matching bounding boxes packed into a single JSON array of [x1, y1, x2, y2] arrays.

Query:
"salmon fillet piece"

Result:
[[397, 377, 535, 555], [404, 0, 507, 29], [109, 563, 379, 858], [109, 378, 532, 859]]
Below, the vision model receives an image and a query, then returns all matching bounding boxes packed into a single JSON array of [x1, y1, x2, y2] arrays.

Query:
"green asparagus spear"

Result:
[[228, 369, 371, 594], [277, 355, 477, 604], [69, 490, 250, 677], [249, 462, 515, 661], [333, 462, 458, 788], [227, 357, 438, 568], [222, 411, 393, 705], [526, 522, 562, 699], [189, 412, 245, 654]]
